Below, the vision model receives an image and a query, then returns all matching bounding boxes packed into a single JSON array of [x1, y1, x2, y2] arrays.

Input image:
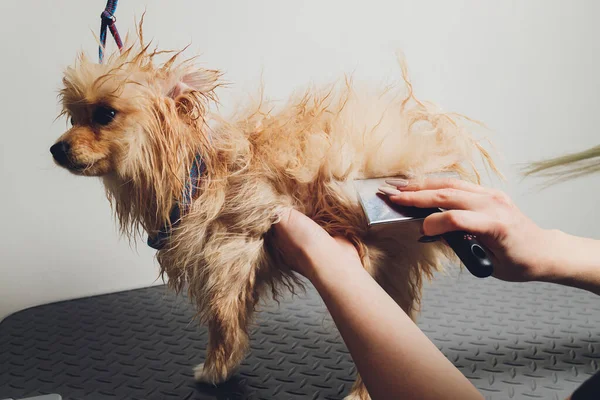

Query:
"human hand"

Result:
[[379, 177, 558, 282], [272, 208, 360, 281]]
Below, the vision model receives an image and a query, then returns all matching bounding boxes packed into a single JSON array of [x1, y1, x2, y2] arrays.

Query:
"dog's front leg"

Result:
[[192, 235, 263, 385], [194, 298, 253, 385]]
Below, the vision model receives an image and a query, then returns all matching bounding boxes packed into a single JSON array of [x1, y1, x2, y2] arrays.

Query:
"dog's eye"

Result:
[[70, 117, 75, 126], [92, 106, 117, 126]]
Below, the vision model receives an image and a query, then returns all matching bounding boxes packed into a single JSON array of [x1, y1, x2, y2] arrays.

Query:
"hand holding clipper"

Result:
[[440, 226, 494, 278], [353, 173, 495, 279]]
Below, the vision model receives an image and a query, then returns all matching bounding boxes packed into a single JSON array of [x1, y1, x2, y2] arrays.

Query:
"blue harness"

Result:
[[147, 154, 206, 250]]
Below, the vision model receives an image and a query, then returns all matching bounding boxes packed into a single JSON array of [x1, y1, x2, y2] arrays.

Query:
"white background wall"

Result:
[[1, 0, 598, 321]]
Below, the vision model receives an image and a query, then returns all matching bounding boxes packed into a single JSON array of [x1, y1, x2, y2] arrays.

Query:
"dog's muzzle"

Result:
[[50, 141, 73, 168]]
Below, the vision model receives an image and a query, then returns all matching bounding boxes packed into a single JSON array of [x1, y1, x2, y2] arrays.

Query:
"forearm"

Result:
[[306, 245, 483, 400], [541, 230, 600, 295]]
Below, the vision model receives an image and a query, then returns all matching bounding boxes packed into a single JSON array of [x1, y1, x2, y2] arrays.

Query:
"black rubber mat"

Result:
[[1, 271, 599, 400]]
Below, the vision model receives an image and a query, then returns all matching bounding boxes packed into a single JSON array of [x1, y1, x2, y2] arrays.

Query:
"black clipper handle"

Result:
[[442, 231, 494, 278]]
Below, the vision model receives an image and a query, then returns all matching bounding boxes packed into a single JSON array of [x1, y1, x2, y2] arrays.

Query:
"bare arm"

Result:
[[274, 210, 484, 400], [541, 230, 600, 295], [309, 242, 483, 400]]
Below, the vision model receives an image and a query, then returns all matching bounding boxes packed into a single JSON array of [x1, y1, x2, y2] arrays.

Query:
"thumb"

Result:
[[274, 206, 295, 228], [273, 208, 332, 247]]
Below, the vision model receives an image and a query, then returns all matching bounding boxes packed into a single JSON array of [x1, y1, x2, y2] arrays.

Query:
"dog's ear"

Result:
[[165, 69, 220, 100]]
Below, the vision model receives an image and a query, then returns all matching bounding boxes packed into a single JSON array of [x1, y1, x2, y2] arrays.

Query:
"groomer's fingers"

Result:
[[386, 177, 488, 194], [381, 187, 488, 211], [421, 210, 504, 238]]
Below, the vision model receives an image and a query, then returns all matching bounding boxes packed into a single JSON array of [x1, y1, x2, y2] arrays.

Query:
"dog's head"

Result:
[[52, 38, 220, 179]]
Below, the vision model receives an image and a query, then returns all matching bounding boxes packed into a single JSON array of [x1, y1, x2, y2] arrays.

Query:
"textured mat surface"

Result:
[[1, 270, 599, 400]]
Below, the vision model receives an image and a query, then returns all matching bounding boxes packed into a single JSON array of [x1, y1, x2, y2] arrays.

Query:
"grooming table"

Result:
[[1, 270, 599, 400]]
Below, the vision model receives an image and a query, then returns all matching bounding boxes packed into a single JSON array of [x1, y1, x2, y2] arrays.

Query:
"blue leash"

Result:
[[99, 0, 123, 63], [147, 154, 206, 250]]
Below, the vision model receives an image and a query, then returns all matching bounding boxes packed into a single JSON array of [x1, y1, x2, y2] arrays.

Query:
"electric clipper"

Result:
[[353, 172, 494, 278]]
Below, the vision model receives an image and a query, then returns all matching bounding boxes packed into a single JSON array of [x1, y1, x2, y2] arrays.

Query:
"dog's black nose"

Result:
[[50, 141, 71, 166]]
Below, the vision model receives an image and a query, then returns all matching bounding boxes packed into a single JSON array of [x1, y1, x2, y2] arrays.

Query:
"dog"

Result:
[[50, 23, 496, 400]]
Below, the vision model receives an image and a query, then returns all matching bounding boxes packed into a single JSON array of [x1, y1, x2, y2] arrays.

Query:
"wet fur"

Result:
[[54, 23, 497, 399]]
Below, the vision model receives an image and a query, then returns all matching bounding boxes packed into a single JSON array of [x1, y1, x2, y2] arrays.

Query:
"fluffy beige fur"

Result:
[[53, 22, 497, 399]]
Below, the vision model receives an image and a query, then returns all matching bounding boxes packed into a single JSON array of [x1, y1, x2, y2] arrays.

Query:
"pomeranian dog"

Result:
[[50, 23, 495, 400]]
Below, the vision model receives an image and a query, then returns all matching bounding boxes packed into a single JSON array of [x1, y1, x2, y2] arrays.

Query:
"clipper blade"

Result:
[[353, 171, 460, 228]]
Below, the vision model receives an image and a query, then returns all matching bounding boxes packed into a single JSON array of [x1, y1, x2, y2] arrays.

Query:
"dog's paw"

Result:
[[194, 363, 213, 384], [343, 395, 369, 400], [343, 392, 371, 400], [193, 362, 233, 385]]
